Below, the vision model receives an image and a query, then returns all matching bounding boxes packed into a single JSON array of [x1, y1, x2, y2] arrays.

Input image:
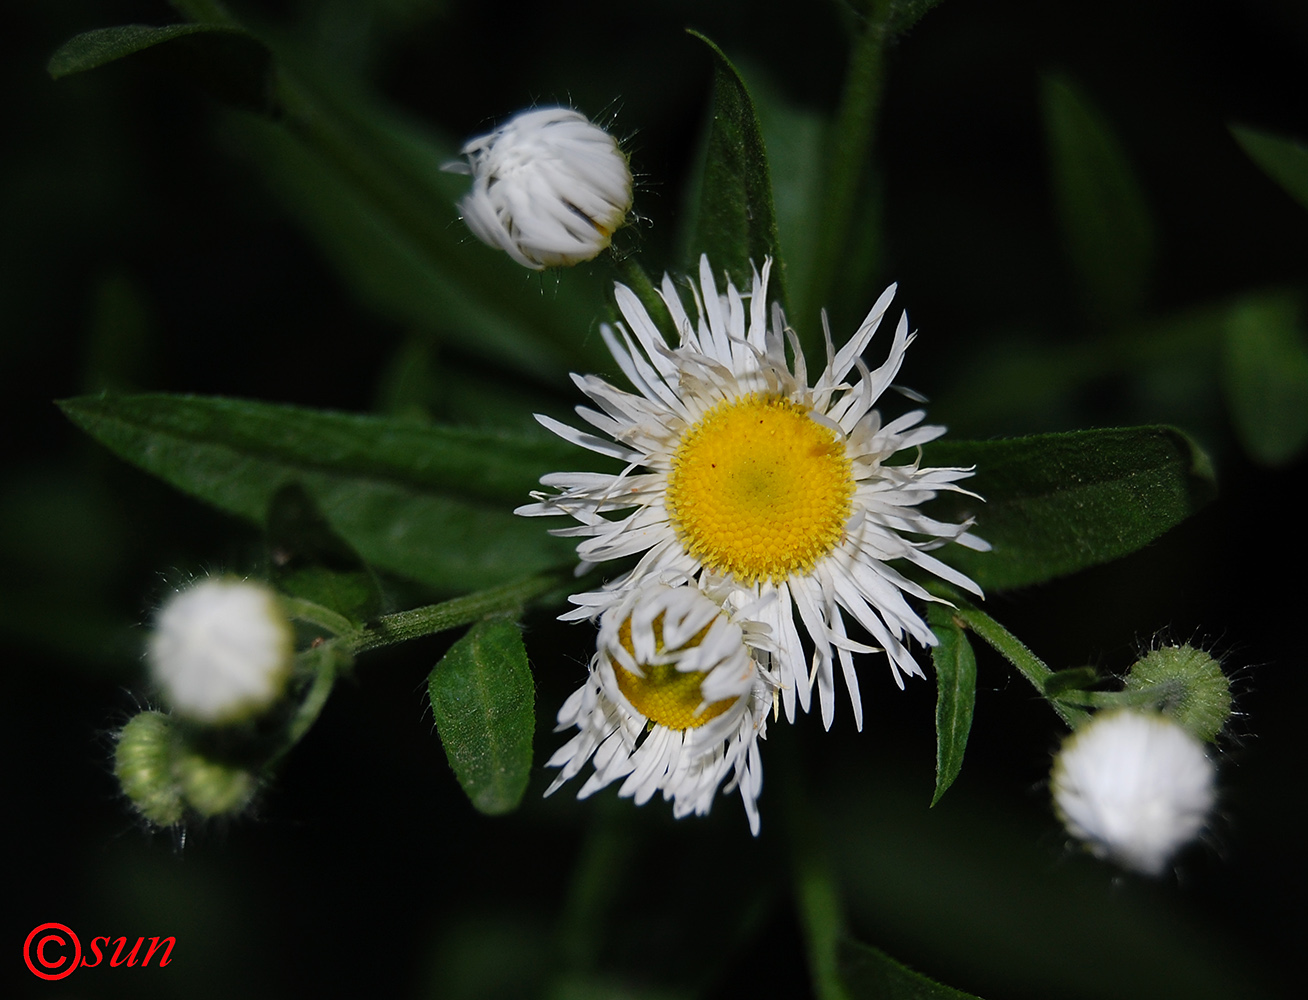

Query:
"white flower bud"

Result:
[[447, 107, 632, 269], [148, 577, 293, 724], [1052, 710, 1216, 876]]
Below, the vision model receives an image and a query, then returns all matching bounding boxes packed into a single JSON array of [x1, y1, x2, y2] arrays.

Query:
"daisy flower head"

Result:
[[1052, 710, 1217, 876], [445, 106, 632, 270], [518, 256, 988, 729], [545, 581, 776, 834], [148, 576, 293, 725]]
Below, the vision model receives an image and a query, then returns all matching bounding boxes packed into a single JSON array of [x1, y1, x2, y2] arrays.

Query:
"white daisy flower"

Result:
[[517, 255, 988, 728], [445, 106, 632, 269], [1052, 710, 1217, 876], [545, 581, 775, 834], [148, 577, 293, 724]]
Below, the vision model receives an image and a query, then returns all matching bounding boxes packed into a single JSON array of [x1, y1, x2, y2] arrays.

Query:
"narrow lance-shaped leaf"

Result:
[[428, 618, 534, 815], [682, 31, 787, 312], [924, 425, 1216, 592], [1041, 74, 1156, 324], [1230, 123, 1308, 214], [49, 23, 272, 111], [838, 937, 986, 1000], [59, 393, 616, 592], [927, 605, 976, 807]]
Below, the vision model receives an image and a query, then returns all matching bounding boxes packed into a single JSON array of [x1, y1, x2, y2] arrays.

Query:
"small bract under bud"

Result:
[[1125, 644, 1231, 742], [1052, 710, 1216, 876], [446, 107, 632, 269], [148, 577, 293, 725]]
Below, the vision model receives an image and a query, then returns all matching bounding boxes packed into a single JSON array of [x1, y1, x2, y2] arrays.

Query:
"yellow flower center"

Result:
[[664, 394, 855, 585], [611, 613, 737, 730]]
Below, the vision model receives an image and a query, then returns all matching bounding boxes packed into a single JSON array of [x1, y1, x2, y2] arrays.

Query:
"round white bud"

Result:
[[1052, 710, 1216, 876], [148, 577, 293, 724], [448, 107, 632, 269]]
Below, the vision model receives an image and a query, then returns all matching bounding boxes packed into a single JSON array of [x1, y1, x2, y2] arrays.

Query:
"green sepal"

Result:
[[428, 618, 535, 816], [927, 604, 976, 807], [925, 425, 1216, 592], [681, 32, 787, 312], [1043, 667, 1101, 699]]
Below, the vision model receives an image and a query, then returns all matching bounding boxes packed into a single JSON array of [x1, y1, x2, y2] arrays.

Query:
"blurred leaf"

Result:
[[1230, 123, 1308, 213], [428, 618, 534, 815], [927, 606, 976, 806], [743, 64, 828, 322], [882, 0, 949, 36], [1041, 74, 1156, 323], [682, 32, 787, 309], [266, 484, 383, 626], [1222, 292, 1308, 465], [838, 938, 984, 1000], [59, 393, 611, 592], [228, 73, 611, 383], [82, 270, 155, 393], [49, 23, 273, 110], [926, 426, 1216, 591]]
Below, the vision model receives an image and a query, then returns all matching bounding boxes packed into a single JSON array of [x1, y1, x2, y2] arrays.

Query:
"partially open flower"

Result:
[[446, 107, 632, 269], [545, 582, 775, 834], [1052, 710, 1216, 875], [148, 577, 293, 725]]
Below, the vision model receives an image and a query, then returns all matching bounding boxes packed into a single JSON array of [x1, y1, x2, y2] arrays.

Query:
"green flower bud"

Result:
[[114, 711, 258, 824], [1124, 644, 1231, 742], [114, 712, 185, 826], [175, 751, 257, 818]]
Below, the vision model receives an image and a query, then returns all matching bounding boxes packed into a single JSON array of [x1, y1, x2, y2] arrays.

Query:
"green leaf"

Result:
[[266, 484, 383, 627], [1222, 291, 1308, 465], [838, 937, 985, 1000], [682, 32, 787, 310], [428, 618, 534, 815], [59, 393, 611, 592], [1230, 123, 1308, 213], [927, 605, 976, 807], [925, 426, 1216, 592], [1041, 74, 1156, 324], [49, 24, 272, 110]]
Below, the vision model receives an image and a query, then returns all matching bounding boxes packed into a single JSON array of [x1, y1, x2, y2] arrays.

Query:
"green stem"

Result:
[[1062, 681, 1187, 711], [350, 573, 563, 653], [781, 744, 851, 1000], [949, 603, 1088, 729]]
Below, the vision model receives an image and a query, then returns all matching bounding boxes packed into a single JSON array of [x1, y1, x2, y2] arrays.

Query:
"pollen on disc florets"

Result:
[[665, 393, 855, 586]]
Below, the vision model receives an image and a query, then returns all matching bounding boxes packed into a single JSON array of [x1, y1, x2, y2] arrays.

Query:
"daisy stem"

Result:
[[349, 573, 565, 653], [939, 598, 1090, 729]]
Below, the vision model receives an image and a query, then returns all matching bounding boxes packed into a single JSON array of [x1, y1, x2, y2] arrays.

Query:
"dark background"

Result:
[[5, 1, 1305, 997]]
